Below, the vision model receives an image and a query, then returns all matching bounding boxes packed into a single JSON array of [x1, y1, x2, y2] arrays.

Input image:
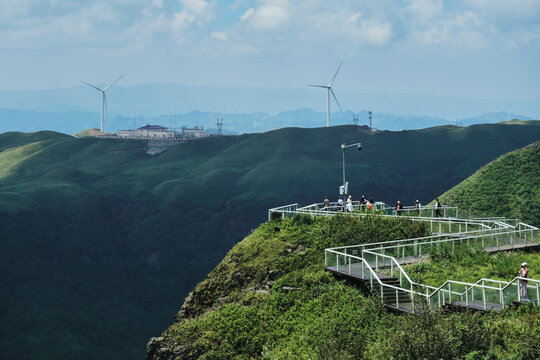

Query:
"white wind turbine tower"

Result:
[[81, 75, 125, 132], [308, 63, 343, 127]]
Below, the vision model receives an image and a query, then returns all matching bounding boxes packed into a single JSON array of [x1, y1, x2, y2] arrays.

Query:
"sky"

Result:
[[0, 0, 539, 102]]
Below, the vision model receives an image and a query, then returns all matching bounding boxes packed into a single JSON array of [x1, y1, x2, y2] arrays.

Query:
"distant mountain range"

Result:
[[0, 107, 533, 135], [0, 83, 537, 134]]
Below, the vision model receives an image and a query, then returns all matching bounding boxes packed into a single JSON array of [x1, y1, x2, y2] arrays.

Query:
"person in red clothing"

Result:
[[395, 200, 403, 216]]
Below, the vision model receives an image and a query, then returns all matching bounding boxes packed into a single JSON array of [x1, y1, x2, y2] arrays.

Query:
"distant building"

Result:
[[117, 124, 177, 139], [181, 125, 211, 139]]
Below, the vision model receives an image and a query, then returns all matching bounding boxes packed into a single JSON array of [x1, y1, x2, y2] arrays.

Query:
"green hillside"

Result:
[[435, 141, 540, 226], [0, 122, 539, 359], [147, 215, 540, 360]]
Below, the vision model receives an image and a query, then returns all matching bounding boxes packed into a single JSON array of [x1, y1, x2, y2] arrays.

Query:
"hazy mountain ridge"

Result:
[[0, 107, 532, 136], [1, 83, 538, 119]]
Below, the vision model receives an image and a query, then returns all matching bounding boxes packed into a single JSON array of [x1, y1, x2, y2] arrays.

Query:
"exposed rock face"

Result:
[[146, 337, 188, 360], [174, 291, 194, 322]]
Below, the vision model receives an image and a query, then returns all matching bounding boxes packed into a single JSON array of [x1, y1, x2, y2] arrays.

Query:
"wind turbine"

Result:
[[81, 75, 124, 132], [308, 63, 343, 127]]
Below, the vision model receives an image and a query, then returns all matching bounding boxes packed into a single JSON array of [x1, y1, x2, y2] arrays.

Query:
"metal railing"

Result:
[[311, 202, 540, 312]]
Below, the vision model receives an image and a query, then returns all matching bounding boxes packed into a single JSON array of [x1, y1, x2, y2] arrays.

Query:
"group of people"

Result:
[[394, 198, 442, 216], [323, 195, 375, 213]]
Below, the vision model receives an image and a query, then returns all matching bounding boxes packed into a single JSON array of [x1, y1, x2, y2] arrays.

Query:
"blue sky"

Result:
[[0, 0, 539, 103]]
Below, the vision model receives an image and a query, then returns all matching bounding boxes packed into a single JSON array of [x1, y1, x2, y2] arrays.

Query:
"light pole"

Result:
[[340, 142, 362, 196]]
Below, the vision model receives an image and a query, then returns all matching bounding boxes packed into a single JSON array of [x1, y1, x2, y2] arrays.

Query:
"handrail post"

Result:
[[449, 283, 452, 304], [411, 286, 415, 314], [465, 286, 469, 306], [336, 254, 339, 271], [537, 283, 539, 305], [396, 289, 399, 309], [482, 281, 487, 310], [499, 283, 504, 309], [348, 256, 351, 275]]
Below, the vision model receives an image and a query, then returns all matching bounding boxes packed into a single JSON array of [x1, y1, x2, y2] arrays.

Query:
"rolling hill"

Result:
[[435, 141, 540, 226], [0, 122, 539, 359]]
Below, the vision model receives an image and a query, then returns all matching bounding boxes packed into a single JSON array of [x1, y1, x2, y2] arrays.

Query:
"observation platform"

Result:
[[269, 201, 540, 314]]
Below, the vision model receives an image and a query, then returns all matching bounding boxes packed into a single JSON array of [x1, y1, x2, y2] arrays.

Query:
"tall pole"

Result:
[[101, 92, 105, 132], [327, 88, 331, 127], [340, 142, 362, 196], [342, 146, 346, 193]]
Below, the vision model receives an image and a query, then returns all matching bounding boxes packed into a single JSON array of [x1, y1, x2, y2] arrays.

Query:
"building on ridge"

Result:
[[117, 124, 177, 139], [181, 125, 211, 139]]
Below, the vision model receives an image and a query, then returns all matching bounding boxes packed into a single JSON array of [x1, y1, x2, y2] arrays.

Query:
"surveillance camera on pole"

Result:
[[340, 142, 362, 196]]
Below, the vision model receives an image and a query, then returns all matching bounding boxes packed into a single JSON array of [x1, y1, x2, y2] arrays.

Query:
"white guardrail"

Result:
[[269, 202, 540, 312]]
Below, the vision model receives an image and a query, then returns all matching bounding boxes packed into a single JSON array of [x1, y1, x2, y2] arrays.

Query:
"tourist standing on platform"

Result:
[[415, 200, 421, 215], [396, 201, 403, 216], [519, 262, 529, 300], [367, 200, 373, 212], [337, 196, 344, 212], [435, 199, 442, 217], [360, 195, 366, 205], [323, 196, 330, 211], [346, 195, 353, 212]]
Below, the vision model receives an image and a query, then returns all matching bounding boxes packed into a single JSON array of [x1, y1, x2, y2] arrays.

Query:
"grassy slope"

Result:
[[405, 246, 540, 287], [435, 141, 540, 226], [1, 122, 539, 359], [149, 215, 540, 360]]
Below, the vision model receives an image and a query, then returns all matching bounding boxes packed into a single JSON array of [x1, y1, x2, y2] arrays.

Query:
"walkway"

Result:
[[269, 202, 540, 313]]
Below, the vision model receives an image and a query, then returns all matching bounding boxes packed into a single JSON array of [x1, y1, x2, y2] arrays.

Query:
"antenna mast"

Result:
[[353, 113, 358, 126], [217, 118, 223, 136], [368, 111, 373, 131]]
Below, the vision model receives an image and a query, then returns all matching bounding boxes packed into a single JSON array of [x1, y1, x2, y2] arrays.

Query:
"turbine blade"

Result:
[[330, 62, 343, 86], [307, 84, 329, 88], [103, 74, 125, 91], [331, 88, 342, 112], [81, 81, 103, 91]]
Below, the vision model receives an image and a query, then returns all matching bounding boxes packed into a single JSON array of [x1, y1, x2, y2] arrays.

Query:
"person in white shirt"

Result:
[[346, 195, 353, 213]]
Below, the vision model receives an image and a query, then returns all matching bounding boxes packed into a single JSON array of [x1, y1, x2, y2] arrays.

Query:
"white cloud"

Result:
[[247, 1, 290, 30], [407, 0, 444, 21], [210, 30, 228, 40], [240, 8, 254, 22]]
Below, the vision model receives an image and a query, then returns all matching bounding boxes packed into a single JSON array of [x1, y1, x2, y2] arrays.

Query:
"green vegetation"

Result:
[[150, 215, 540, 360], [72, 128, 104, 137], [1, 122, 539, 359], [435, 141, 540, 226], [405, 244, 540, 287]]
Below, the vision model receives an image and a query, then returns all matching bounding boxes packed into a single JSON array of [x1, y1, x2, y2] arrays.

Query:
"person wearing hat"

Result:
[[519, 262, 529, 300]]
